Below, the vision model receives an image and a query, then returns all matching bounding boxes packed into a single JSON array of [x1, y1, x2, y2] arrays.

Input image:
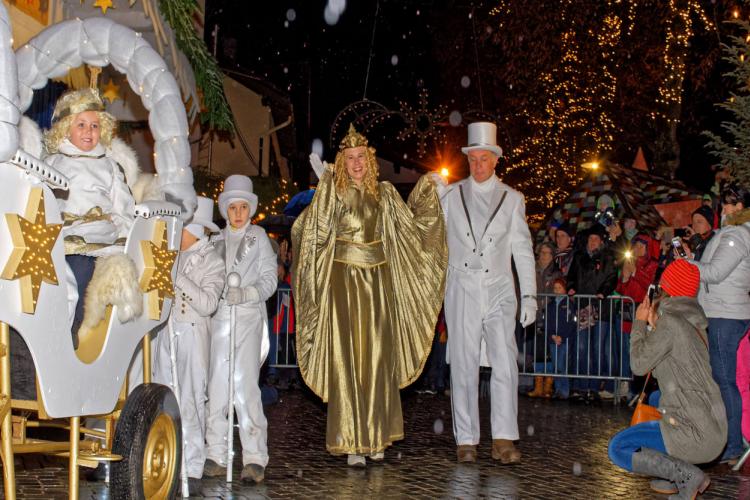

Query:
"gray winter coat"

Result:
[[630, 297, 727, 464], [694, 208, 750, 320]]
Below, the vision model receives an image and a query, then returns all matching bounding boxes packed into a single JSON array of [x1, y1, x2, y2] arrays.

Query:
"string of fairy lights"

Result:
[[490, 0, 714, 211]]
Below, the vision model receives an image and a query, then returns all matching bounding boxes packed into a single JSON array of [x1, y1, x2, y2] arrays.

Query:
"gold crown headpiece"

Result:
[[338, 124, 369, 150]]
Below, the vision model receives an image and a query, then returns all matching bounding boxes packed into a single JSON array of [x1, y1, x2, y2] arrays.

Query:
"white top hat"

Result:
[[186, 196, 220, 236], [218, 175, 258, 220], [461, 122, 503, 157]]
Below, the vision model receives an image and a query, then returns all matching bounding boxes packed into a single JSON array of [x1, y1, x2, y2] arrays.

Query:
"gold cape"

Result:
[[292, 169, 447, 454]]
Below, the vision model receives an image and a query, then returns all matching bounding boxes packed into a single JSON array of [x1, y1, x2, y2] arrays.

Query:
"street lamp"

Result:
[[582, 161, 600, 171]]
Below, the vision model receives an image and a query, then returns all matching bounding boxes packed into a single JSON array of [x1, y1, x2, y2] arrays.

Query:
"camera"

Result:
[[647, 284, 657, 302], [671, 237, 687, 258], [595, 207, 616, 228]]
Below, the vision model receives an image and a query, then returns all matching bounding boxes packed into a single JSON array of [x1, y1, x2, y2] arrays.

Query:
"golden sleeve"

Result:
[[291, 168, 337, 401], [380, 175, 448, 388]]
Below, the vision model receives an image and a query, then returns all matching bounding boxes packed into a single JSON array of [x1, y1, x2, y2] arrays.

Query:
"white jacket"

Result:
[[172, 237, 225, 324], [694, 209, 750, 320], [47, 140, 135, 252], [212, 224, 278, 320], [439, 176, 536, 298]]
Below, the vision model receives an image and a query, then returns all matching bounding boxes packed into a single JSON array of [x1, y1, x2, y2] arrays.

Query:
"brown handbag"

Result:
[[630, 372, 662, 426]]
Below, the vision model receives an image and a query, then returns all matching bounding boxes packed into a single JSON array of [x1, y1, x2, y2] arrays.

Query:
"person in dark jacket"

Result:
[[686, 205, 716, 262], [554, 222, 576, 276], [608, 260, 726, 498], [566, 224, 619, 398], [546, 278, 577, 399]]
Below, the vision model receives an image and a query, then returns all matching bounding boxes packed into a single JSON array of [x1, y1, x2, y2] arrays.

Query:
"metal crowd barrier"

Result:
[[267, 288, 297, 368], [517, 293, 636, 400]]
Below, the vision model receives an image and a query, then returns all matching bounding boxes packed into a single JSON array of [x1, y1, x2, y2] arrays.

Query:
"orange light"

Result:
[[734, 9, 740, 18], [440, 167, 449, 177]]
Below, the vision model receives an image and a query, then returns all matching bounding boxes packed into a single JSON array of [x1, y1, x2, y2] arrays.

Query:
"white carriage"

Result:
[[0, 4, 197, 499]]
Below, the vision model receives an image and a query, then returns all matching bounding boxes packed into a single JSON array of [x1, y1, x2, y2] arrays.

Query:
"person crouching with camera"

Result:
[[608, 260, 726, 498]]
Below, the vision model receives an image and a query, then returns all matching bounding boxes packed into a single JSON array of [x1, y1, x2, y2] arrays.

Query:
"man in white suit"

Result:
[[436, 122, 537, 464]]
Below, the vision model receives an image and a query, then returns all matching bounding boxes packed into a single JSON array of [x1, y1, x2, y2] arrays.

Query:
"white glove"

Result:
[[226, 285, 260, 306], [519, 298, 538, 328], [429, 172, 447, 187], [309, 153, 329, 180]]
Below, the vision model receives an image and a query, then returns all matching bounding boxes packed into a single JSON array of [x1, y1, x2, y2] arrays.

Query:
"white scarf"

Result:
[[58, 138, 106, 158], [468, 175, 498, 238]]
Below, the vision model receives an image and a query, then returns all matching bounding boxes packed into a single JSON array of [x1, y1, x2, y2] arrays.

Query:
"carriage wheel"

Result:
[[111, 383, 181, 499]]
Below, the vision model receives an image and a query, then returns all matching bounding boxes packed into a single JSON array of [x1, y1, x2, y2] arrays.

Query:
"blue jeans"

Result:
[[574, 321, 611, 391], [608, 421, 667, 471], [65, 255, 96, 340], [427, 335, 448, 391], [707, 317, 750, 459], [550, 341, 573, 397]]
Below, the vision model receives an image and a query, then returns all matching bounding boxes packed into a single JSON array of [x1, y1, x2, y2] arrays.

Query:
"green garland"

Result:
[[158, 0, 234, 132]]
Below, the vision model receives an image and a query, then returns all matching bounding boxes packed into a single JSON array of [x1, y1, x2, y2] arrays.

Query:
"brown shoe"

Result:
[[457, 445, 477, 463], [202, 459, 227, 478], [492, 439, 521, 464], [240, 463, 265, 484]]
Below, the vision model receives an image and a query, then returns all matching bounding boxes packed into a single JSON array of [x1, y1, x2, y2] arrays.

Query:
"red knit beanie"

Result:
[[660, 260, 700, 298]]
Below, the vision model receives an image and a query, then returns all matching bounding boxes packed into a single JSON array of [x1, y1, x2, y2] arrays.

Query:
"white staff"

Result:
[[225, 271, 241, 482], [167, 318, 190, 497]]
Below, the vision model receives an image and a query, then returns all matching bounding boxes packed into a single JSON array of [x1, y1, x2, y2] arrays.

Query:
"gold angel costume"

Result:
[[292, 128, 447, 455]]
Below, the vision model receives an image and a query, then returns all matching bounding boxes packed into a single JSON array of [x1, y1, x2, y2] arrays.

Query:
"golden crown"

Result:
[[338, 124, 369, 150]]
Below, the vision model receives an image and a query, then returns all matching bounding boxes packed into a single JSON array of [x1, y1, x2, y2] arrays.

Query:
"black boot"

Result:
[[631, 448, 710, 499]]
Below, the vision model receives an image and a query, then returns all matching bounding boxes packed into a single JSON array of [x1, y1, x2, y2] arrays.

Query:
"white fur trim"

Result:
[[131, 173, 165, 204], [108, 137, 142, 189], [81, 254, 143, 331], [18, 116, 43, 159]]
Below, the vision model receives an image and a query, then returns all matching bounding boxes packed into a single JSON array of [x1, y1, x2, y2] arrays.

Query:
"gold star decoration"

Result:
[[101, 78, 121, 104], [93, 0, 114, 15], [139, 220, 178, 320], [1, 188, 62, 314]]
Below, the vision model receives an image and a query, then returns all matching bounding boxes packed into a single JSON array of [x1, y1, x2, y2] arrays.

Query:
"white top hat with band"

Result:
[[185, 196, 220, 237], [218, 174, 258, 220], [461, 121, 503, 157]]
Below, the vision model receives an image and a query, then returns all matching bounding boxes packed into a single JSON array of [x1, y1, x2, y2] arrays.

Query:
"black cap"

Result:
[[556, 222, 576, 238], [692, 205, 715, 228]]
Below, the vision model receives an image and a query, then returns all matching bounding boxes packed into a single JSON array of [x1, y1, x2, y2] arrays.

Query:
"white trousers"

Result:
[[444, 268, 519, 444], [205, 311, 268, 467], [153, 320, 210, 479]]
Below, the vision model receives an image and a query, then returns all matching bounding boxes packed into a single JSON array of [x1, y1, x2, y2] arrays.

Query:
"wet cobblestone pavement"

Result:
[[3, 388, 750, 499]]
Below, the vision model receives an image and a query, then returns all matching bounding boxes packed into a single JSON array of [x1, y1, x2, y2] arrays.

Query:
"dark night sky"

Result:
[[205, 0, 473, 165], [204, 0, 732, 203]]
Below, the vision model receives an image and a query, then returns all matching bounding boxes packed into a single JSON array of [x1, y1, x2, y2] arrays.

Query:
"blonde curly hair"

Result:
[[44, 89, 117, 154], [334, 146, 380, 200]]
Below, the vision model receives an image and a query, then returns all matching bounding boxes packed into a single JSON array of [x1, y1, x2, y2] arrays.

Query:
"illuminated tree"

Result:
[[704, 9, 750, 186]]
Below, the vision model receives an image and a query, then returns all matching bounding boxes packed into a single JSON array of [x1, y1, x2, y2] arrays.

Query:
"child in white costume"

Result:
[[204, 175, 277, 484], [153, 196, 225, 495], [44, 88, 141, 336]]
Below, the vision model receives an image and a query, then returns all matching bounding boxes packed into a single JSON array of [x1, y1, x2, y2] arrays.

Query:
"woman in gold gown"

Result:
[[292, 125, 447, 466]]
